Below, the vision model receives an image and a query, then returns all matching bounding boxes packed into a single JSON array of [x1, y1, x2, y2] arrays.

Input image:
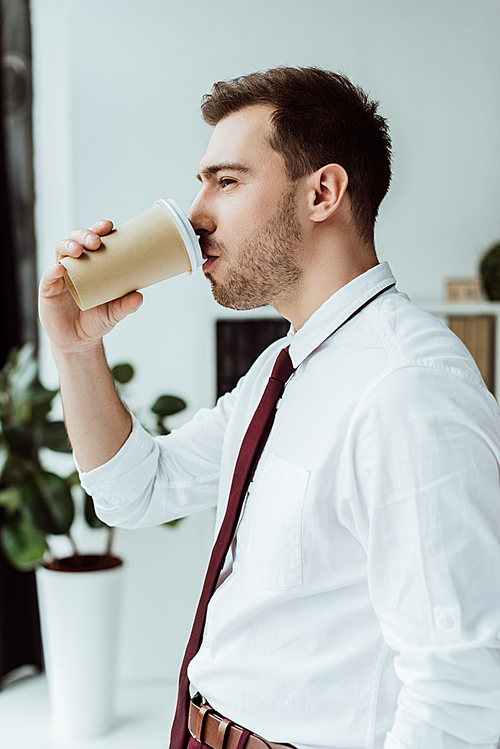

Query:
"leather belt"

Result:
[[188, 695, 294, 749]]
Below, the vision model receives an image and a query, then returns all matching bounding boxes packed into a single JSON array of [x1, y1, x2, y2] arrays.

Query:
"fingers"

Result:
[[39, 262, 67, 297], [55, 220, 114, 262], [55, 231, 99, 262], [90, 219, 114, 235]]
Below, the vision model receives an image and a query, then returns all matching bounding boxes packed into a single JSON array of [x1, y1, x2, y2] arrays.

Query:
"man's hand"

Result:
[[39, 219, 143, 355]]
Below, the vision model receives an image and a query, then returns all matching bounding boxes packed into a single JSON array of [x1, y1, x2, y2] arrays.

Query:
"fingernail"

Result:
[[97, 220, 107, 228], [68, 241, 79, 251], [86, 233, 98, 243]]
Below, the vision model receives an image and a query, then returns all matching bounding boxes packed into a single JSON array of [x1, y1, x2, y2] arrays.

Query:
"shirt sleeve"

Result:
[[345, 363, 500, 748], [77, 387, 238, 529]]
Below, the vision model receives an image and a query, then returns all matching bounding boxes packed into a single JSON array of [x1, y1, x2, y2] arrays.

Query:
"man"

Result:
[[39, 67, 500, 749]]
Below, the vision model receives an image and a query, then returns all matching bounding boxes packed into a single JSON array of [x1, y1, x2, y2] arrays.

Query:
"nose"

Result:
[[188, 188, 216, 237]]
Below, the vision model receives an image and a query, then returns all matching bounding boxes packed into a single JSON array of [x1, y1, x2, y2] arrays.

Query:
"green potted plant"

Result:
[[0, 342, 186, 739], [0, 342, 78, 571], [479, 241, 500, 301], [0, 343, 186, 571]]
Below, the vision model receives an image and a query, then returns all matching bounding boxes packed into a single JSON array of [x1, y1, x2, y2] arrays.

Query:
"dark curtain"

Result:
[[0, 0, 43, 688]]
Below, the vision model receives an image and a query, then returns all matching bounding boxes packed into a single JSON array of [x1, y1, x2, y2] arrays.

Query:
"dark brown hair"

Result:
[[201, 66, 392, 244]]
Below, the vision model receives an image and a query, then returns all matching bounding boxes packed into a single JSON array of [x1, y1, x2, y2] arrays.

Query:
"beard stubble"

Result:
[[203, 185, 304, 311]]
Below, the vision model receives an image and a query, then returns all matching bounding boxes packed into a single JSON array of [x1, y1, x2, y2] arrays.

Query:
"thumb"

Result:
[[108, 291, 143, 324]]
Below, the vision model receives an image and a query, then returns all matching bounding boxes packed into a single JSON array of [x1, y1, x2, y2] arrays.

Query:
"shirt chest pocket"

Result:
[[243, 452, 310, 588]]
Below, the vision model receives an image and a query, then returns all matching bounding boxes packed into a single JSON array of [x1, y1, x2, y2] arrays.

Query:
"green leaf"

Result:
[[84, 493, 108, 529], [65, 470, 81, 488], [26, 470, 75, 535], [9, 344, 38, 403], [27, 385, 59, 423], [0, 511, 46, 570], [0, 486, 23, 514], [35, 421, 71, 453], [162, 518, 183, 529], [151, 395, 187, 417], [28, 383, 58, 404], [1, 344, 57, 424], [480, 242, 500, 301], [0, 452, 34, 490], [111, 363, 135, 385], [30, 400, 54, 424], [2, 424, 35, 458], [16, 386, 58, 425], [0, 392, 7, 420], [0, 441, 8, 481]]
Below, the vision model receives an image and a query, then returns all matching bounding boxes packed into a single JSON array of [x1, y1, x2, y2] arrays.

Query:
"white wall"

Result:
[[31, 0, 500, 683]]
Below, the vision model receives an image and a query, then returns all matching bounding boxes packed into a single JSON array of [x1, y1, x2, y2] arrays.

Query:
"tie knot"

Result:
[[270, 346, 295, 384]]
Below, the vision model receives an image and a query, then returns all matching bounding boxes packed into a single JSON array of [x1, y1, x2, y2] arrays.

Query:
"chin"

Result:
[[207, 278, 265, 311]]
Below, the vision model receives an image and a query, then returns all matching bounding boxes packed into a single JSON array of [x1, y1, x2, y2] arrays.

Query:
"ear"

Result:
[[308, 164, 349, 223]]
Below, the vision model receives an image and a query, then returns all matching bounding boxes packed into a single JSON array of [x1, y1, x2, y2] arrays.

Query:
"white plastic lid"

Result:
[[155, 199, 205, 273]]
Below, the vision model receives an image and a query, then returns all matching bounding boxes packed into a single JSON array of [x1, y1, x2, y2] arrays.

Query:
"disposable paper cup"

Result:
[[60, 199, 203, 310]]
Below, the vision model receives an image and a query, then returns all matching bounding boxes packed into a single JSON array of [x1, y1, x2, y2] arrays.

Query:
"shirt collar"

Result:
[[287, 261, 397, 368]]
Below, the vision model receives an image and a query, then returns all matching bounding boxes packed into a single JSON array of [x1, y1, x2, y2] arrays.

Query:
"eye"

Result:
[[220, 177, 236, 188]]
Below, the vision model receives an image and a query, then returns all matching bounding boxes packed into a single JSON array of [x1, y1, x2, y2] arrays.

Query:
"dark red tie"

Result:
[[169, 346, 295, 749]]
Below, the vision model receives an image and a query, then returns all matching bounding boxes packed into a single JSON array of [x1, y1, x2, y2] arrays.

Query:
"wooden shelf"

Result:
[[415, 300, 500, 316], [417, 300, 500, 397]]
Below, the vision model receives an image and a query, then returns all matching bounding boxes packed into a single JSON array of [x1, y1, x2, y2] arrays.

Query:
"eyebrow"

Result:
[[196, 162, 252, 182]]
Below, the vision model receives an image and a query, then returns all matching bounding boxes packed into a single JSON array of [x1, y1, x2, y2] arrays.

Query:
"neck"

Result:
[[274, 232, 379, 330]]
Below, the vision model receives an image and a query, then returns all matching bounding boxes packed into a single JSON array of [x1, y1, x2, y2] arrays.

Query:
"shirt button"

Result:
[[438, 615, 454, 629]]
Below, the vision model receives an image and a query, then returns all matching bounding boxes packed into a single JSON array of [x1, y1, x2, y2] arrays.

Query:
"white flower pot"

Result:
[[36, 555, 124, 740]]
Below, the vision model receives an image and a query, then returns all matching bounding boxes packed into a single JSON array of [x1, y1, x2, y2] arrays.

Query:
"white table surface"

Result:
[[0, 674, 177, 749]]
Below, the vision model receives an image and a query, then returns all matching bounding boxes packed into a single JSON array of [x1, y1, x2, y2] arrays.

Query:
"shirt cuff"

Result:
[[74, 413, 157, 509]]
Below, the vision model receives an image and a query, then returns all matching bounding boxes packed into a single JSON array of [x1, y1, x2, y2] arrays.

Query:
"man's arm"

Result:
[[38, 220, 143, 471], [346, 364, 500, 748]]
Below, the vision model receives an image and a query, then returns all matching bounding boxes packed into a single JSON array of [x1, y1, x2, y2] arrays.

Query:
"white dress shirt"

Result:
[[80, 262, 500, 749]]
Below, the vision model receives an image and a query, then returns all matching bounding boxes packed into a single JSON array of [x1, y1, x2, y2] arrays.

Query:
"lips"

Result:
[[201, 242, 220, 273], [202, 254, 219, 273], [200, 238, 222, 274]]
